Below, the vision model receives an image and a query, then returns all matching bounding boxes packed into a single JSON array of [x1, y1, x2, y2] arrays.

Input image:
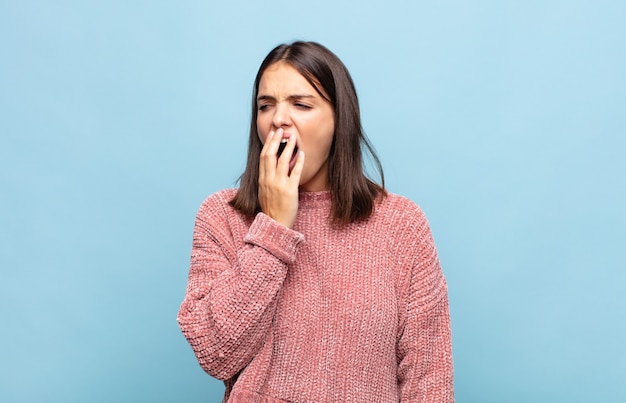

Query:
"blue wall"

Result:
[[1, 1, 624, 402]]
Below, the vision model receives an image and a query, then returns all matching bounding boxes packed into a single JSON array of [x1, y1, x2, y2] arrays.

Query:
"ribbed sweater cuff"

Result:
[[244, 213, 305, 264]]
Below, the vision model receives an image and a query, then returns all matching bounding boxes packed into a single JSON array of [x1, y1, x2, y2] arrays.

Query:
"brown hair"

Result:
[[229, 41, 385, 224]]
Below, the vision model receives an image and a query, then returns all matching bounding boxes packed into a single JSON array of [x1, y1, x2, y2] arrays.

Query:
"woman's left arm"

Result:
[[397, 211, 454, 402]]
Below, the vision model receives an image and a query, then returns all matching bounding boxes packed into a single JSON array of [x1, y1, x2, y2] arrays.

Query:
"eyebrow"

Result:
[[257, 94, 316, 102]]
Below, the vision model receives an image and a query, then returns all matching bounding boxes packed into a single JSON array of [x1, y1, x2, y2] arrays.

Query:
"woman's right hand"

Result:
[[258, 128, 305, 228]]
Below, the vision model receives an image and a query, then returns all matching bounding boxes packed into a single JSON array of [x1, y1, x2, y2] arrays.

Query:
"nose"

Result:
[[271, 102, 292, 130]]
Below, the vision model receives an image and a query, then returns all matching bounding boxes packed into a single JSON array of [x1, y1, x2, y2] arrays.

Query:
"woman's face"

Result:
[[256, 61, 335, 192]]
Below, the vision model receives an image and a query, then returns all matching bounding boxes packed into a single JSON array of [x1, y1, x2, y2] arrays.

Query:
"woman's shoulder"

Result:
[[196, 188, 239, 218], [373, 192, 435, 243], [377, 192, 427, 221], [202, 188, 238, 204]]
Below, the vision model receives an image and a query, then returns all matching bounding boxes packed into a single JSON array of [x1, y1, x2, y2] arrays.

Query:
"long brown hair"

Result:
[[229, 41, 385, 224]]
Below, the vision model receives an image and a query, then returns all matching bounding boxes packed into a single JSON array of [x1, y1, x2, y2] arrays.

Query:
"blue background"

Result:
[[1, 1, 624, 402]]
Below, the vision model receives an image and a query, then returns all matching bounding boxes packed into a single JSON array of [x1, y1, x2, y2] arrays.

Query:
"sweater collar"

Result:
[[298, 190, 331, 209]]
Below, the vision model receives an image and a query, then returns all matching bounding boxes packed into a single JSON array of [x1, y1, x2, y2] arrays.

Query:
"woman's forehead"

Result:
[[259, 63, 314, 92], [259, 61, 329, 101]]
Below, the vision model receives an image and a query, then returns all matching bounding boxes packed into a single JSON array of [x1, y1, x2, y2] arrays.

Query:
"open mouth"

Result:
[[277, 139, 299, 159], [277, 139, 299, 173], [277, 140, 288, 157]]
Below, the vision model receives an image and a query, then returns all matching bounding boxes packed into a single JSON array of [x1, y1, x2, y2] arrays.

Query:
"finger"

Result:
[[288, 150, 305, 185], [263, 128, 285, 177], [260, 129, 274, 151], [259, 130, 274, 183], [268, 127, 284, 152], [276, 132, 297, 176]]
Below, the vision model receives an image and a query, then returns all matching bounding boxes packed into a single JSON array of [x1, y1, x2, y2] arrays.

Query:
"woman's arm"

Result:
[[177, 193, 304, 380], [397, 210, 454, 402]]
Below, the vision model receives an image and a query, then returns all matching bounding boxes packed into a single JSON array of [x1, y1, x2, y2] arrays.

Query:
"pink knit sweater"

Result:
[[178, 189, 454, 402]]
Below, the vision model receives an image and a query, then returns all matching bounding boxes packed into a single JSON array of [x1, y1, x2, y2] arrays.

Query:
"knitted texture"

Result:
[[178, 189, 454, 402]]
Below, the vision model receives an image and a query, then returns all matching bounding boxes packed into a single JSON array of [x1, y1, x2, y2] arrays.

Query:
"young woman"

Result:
[[178, 41, 454, 402]]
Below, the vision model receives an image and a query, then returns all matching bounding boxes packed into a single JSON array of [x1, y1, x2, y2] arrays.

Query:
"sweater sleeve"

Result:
[[177, 193, 304, 381], [397, 209, 454, 402]]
